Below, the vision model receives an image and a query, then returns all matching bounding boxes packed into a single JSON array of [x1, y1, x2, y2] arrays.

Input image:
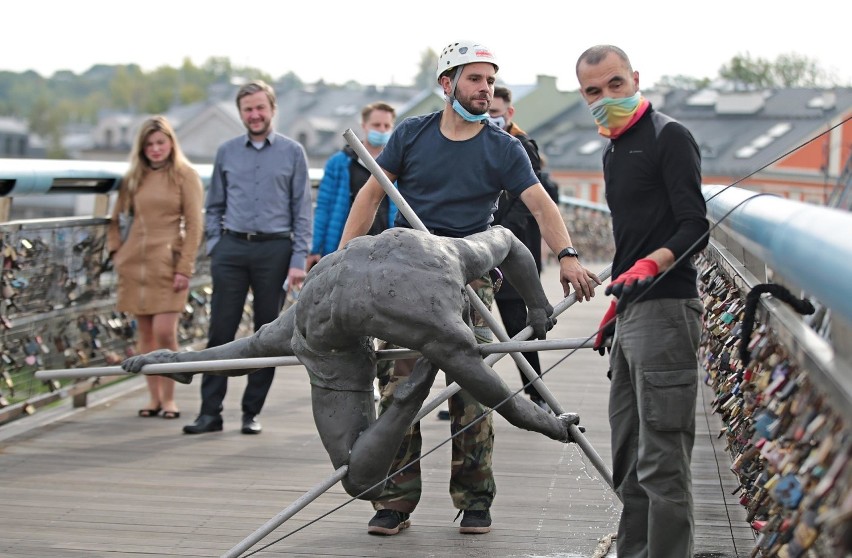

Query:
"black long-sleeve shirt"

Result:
[[603, 106, 708, 300]]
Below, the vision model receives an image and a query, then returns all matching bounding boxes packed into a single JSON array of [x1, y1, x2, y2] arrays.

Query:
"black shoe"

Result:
[[458, 509, 491, 534], [367, 509, 411, 536], [241, 415, 262, 435], [183, 414, 223, 434]]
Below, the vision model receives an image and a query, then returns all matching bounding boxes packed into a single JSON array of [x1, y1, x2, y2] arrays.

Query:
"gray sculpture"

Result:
[[122, 227, 580, 499]]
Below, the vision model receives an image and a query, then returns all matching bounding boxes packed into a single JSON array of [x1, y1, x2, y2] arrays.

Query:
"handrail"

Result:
[[558, 194, 610, 213], [703, 184, 852, 327], [0, 159, 326, 195]]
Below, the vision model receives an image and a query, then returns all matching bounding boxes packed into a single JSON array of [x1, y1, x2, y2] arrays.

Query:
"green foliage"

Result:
[[278, 71, 303, 92], [0, 57, 296, 155], [719, 52, 837, 88], [415, 48, 438, 90], [655, 74, 711, 90]]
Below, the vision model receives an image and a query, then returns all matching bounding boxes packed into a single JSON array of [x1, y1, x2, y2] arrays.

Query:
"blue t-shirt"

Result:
[[377, 111, 538, 237]]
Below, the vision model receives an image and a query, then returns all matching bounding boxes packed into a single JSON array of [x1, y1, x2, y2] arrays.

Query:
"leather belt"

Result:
[[224, 229, 292, 242]]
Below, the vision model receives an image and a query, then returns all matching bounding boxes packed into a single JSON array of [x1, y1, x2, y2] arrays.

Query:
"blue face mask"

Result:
[[452, 99, 488, 122], [487, 115, 506, 129], [367, 129, 392, 147]]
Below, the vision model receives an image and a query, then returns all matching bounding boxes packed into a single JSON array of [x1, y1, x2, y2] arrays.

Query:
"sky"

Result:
[[3, 1, 850, 91]]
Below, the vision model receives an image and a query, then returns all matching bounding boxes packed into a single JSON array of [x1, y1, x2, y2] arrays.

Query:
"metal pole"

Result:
[[33, 338, 609, 381], [343, 129, 615, 489], [223, 132, 615, 557], [221, 466, 349, 558], [219, 292, 615, 558], [34, 356, 304, 381]]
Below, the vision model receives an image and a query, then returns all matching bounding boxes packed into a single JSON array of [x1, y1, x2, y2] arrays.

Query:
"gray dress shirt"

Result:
[[205, 132, 313, 270]]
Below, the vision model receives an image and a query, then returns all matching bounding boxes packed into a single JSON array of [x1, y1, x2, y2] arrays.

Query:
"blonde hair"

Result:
[[123, 115, 192, 209], [236, 80, 277, 111]]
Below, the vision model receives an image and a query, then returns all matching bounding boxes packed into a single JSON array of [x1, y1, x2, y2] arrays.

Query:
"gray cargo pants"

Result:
[[609, 297, 703, 558]]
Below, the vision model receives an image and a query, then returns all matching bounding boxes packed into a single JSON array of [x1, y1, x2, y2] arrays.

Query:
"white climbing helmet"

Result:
[[435, 41, 499, 83]]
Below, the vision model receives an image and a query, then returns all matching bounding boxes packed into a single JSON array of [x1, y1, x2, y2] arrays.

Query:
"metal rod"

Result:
[[344, 129, 616, 490], [34, 339, 609, 381], [481, 337, 602, 354], [34, 356, 304, 381], [342, 128, 427, 232], [221, 466, 349, 558], [223, 132, 616, 556]]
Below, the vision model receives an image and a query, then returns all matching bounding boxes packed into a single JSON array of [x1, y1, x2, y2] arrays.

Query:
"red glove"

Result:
[[606, 258, 659, 311], [593, 300, 617, 356]]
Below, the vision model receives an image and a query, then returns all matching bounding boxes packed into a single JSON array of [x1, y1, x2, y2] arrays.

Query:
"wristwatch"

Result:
[[557, 247, 580, 260]]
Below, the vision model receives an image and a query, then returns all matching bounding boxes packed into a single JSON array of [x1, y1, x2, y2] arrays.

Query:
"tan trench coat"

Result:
[[107, 166, 204, 316]]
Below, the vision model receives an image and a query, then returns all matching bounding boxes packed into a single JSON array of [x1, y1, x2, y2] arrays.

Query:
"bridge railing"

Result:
[[698, 184, 851, 557]]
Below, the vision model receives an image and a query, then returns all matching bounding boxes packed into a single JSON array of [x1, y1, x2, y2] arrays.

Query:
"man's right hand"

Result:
[[306, 253, 321, 272], [593, 300, 617, 356]]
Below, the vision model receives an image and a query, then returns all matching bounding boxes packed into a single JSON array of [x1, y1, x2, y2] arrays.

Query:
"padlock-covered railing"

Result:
[[557, 195, 614, 264], [0, 216, 236, 424], [699, 184, 852, 557]]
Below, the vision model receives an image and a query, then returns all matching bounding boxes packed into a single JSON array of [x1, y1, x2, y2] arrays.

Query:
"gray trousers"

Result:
[[609, 298, 703, 558]]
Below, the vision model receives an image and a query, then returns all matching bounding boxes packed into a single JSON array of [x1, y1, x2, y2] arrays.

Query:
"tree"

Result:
[[202, 56, 234, 82], [28, 95, 68, 158], [109, 65, 147, 111], [278, 71, 303, 92], [719, 52, 837, 88], [773, 53, 828, 87], [719, 53, 774, 89], [415, 48, 438, 90], [655, 74, 711, 90]]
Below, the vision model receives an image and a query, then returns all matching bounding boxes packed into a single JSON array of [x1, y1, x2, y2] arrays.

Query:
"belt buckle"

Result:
[[246, 232, 257, 241]]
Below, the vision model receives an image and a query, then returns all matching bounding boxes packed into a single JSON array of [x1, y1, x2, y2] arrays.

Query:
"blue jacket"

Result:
[[311, 148, 397, 256]]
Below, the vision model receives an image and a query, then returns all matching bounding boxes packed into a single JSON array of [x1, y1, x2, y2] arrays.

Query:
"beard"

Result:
[[246, 118, 271, 138], [456, 93, 490, 116]]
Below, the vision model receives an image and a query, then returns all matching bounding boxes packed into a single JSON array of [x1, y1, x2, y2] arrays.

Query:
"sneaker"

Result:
[[367, 509, 411, 536], [458, 509, 491, 534]]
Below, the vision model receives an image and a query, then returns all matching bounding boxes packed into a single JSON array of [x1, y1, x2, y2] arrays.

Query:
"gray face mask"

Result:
[[487, 115, 506, 129]]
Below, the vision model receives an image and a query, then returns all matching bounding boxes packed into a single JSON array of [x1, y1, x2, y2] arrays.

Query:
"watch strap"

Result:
[[558, 247, 580, 260]]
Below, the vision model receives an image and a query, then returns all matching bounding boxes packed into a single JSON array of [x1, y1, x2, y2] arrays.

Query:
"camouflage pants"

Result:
[[372, 275, 495, 513]]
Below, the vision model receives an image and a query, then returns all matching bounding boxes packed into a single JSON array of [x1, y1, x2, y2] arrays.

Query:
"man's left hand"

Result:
[[559, 258, 602, 302]]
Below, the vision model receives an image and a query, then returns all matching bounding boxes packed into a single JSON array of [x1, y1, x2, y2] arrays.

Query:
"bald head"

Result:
[[575, 45, 633, 77]]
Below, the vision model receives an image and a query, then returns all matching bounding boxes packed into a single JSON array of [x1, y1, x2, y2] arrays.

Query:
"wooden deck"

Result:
[[0, 262, 754, 557]]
